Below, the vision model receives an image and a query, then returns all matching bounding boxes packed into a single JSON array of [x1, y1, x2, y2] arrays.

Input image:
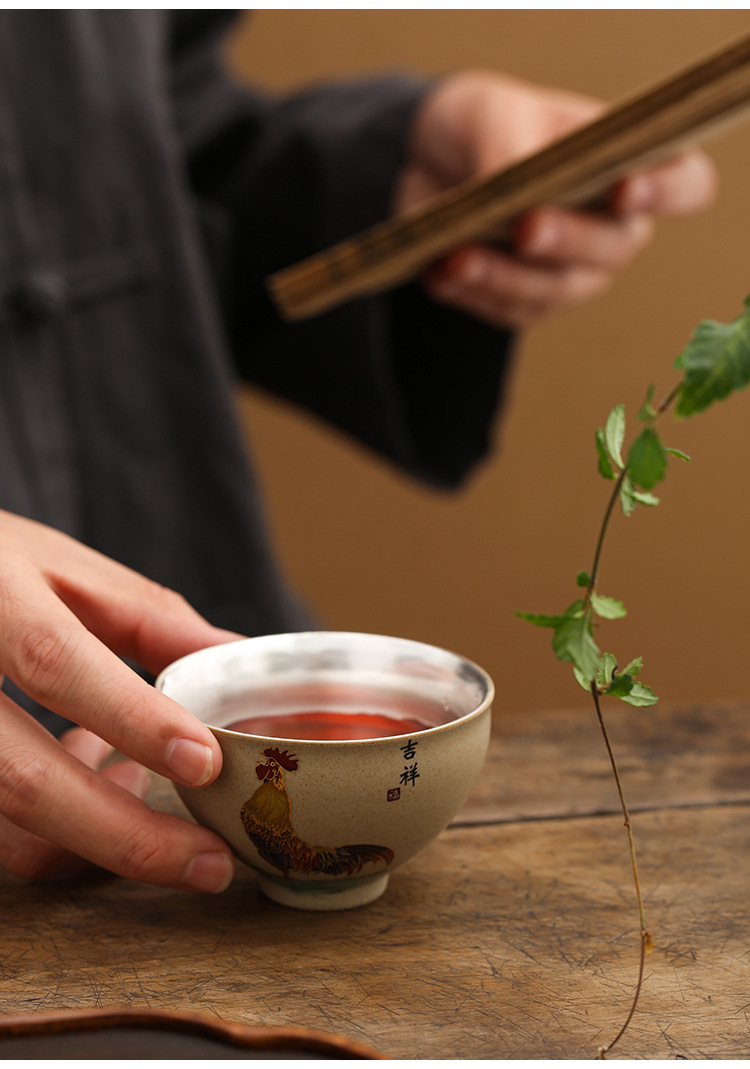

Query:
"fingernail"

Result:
[[181, 851, 234, 893], [164, 737, 214, 786]]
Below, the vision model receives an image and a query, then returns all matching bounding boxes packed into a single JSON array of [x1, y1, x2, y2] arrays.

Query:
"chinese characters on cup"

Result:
[[387, 737, 420, 801]]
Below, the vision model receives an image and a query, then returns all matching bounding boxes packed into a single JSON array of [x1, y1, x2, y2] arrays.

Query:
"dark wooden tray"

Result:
[[0, 1007, 387, 1059]]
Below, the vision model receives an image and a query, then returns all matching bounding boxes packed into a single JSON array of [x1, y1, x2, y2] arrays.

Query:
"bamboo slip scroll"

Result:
[[267, 30, 750, 322]]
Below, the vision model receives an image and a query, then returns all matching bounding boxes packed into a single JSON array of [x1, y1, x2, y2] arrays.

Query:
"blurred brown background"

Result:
[[227, 10, 750, 715]]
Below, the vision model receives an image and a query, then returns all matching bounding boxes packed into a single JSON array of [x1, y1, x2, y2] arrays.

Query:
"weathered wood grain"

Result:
[[459, 701, 750, 825], [2, 702, 749, 1059]]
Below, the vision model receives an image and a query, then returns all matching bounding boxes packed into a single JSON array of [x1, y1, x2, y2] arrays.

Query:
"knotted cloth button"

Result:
[[8, 270, 66, 321]]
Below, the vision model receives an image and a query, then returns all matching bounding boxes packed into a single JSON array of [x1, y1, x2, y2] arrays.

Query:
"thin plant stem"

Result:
[[590, 380, 679, 591], [591, 682, 650, 1059], [583, 389, 683, 1056], [656, 382, 681, 416], [589, 470, 627, 590]]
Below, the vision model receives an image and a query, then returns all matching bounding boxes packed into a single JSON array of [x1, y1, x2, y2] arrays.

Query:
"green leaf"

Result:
[[516, 598, 585, 629], [620, 682, 659, 707], [604, 403, 626, 468], [515, 610, 569, 629], [576, 570, 591, 588], [591, 593, 627, 620], [675, 298, 750, 418], [552, 615, 600, 681], [664, 446, 691, 462], [606, 673, 635, 699], [622, 656, 644, 678], [573, 664, 593, 692], [620, 478, 661, 509], [619, 476, 638, 517], [596, 652, 618, 688], [629, 487, 660, 507], [627, 426, 668, 490], [638, 384, 657, 421], [575, 652, 618, 692], [596, 428, 617, 480]]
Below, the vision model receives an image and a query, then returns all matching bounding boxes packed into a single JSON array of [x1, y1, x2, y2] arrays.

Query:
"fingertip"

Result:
[[682, 149, 720, 212], [514, 210, 559, 258], [613, 172, 657, 214], [164, 736, 218, 788], [181, 850, 235, 893], [614, 149, 719, 217]]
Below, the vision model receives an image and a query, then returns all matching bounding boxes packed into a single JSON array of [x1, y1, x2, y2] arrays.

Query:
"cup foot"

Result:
[[257, 872, 390, 911]]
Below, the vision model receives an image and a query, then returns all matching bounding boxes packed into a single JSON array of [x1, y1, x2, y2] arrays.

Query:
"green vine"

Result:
[[518, 294, 750, 1056]]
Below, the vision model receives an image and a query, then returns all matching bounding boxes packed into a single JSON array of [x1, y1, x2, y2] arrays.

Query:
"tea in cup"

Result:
[[156, 631, 493, 910]]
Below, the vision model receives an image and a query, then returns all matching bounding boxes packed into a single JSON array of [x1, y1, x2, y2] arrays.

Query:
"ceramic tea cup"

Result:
[[155, 631, 493, 911]]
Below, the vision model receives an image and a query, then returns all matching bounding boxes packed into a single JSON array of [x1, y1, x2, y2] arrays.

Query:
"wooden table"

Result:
[[2, 701, 750, 1059]]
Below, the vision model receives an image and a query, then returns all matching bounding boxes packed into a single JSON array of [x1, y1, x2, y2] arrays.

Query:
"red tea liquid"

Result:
[[225, 709, 433, 741]]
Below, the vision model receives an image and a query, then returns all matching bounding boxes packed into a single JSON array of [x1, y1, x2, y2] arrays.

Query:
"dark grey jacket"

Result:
[[0, 12, 512, 665]]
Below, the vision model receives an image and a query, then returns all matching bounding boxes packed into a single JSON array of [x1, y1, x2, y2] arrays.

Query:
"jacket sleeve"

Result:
[[167, 12, 516, 489]]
